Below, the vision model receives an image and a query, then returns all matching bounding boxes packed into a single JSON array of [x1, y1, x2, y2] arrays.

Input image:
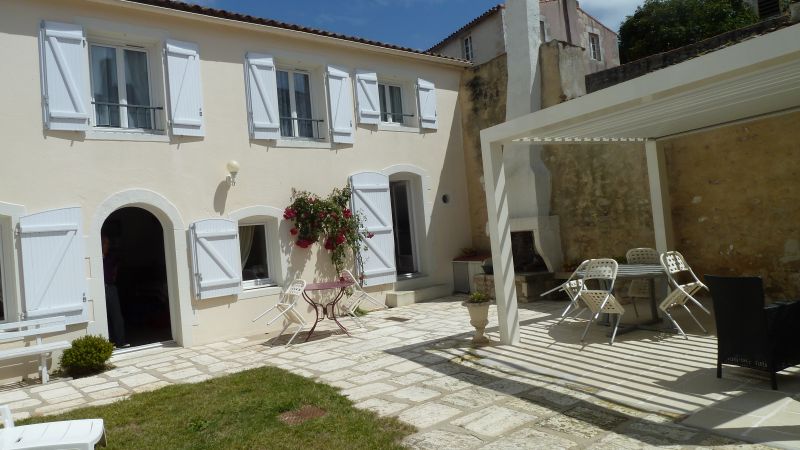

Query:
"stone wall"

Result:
[[542, 143, 655, 268], [459, 53, 508, 251], [663, 111, 800, 298]]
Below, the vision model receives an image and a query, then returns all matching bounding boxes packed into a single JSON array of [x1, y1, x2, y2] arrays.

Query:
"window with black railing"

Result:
[[276, 69, 323, 140], [89, 43, 162, 131], [379, 83, 413, 125]]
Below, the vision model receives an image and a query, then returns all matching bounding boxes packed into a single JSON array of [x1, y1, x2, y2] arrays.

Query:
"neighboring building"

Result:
[[428, 0, 620, 74], [0, 0, 474, 381]]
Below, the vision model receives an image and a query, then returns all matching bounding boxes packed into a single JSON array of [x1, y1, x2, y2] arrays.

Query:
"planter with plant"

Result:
[[283, 187, 372, 277], [59, 335, 115, 378], [463, 291, 492, 344]]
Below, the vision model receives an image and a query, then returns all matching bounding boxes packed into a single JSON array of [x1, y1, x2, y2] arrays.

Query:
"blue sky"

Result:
[[187, 0, 644, 50]]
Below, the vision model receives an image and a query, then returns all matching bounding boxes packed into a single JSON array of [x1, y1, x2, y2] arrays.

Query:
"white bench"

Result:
[[0, 317, 70, 384]]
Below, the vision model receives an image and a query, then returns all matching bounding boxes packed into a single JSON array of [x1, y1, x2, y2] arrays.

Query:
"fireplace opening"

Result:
[[511, 231, 548, 273]]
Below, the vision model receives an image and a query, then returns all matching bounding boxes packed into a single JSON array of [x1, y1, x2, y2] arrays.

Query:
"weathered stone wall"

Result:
[[663, 111, 800, 298], [542, 143, 655, 268], [459, 53, 508, 251]]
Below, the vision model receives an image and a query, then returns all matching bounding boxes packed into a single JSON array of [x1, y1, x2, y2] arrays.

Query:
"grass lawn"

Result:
[[21, 366, 414, 449]]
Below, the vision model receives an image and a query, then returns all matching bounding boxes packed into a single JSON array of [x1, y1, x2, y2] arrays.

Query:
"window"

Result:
[[539, 21, 546, 43], [390, 180, 419, 276], [378, 84, 404, 124], [463, 35, 474, 61], [276, 69, 320, 139], [588, 33, 602, 61], [89, 43, 160, 130], [239, 225, 273, 289]]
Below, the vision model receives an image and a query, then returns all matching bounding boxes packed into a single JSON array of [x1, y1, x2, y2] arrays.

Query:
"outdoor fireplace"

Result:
[[511, 231, 547, 273]]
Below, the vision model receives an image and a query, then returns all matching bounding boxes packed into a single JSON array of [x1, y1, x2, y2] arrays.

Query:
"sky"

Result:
[[187, 0, 645, 50]]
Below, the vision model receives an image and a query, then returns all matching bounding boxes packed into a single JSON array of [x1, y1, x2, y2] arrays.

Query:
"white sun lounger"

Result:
[[0, 405, 106, 450]]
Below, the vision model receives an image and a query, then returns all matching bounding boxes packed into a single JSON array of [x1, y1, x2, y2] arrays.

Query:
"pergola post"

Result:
[[481, 136, 520, 345], [645, 139, 675, 253]]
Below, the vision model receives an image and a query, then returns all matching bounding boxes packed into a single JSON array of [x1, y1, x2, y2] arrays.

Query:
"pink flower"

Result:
[[290, 228, 298, 236], [283, 208, 296, 220], [335, 234, 346, 245], [296, 239, 311, 249], [324, 238, 335, 250], [343, 209, 352, 219], [366, 232, 375, 239]]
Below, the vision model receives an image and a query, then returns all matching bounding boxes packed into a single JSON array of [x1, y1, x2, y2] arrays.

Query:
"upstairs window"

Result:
[[276, 69, 321, 140], [463, 35, 474, 61], [378, 84, 404, 124], [239, 224, 273, 289], [588, 33, 602, 61], [89, 44, 160, 130]]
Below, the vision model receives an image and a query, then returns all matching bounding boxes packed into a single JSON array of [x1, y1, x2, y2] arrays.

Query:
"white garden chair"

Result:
[[0, 405, 106, 449], [624, 247, 660, 316], [338, 270, 387, 328], [540, 260, 589, 323], [659, 251, 711, 339], [252, 279, 307, 345], [577, 258, 627, 345]]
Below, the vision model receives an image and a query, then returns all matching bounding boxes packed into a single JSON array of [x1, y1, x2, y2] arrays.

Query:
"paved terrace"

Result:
[[2, 297, 799, 449]]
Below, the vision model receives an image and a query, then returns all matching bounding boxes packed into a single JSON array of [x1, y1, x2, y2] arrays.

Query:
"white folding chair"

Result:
[[540, 260, 589, 323], [624, 247, 660, 316], [1, 405, 106, 449], [338, 270, 387, 328], [659, 251, 711, 339], [577, 259, 627, 345], [252, 279, 307, 345]]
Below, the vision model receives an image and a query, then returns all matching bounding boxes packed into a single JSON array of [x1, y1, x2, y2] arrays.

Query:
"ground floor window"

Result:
[[239, 224, 273, 289], [390, 180, 418, 276]]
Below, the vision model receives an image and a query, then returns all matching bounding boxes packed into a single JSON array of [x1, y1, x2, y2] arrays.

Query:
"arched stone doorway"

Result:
[[101, 207, 172, 347]]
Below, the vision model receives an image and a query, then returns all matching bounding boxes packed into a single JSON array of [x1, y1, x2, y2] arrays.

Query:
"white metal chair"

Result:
[[659, 251, 711, 339], [338, 270, 387, 328], [252, 279, 307, 345], [624, 247, 660, 316], [577, 259, 627, 345], [540, 260, 589, 323], [0, 405, 106, 449]]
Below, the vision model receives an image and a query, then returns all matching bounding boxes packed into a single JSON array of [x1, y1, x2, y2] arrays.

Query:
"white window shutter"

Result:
[[39, 21, 89, 131], [355, 70, 380, 125], [326, 66, 354, 144], [190, 219, 242, 300], [165, 39, 204, 137], [350, 172, 396, 287], [417, 78, 438, 130], [18, 207, 88, 324], [245, 53, 280, 140]]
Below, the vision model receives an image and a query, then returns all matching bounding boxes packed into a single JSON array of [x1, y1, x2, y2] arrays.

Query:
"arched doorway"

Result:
[[101, 207, 172, 347]]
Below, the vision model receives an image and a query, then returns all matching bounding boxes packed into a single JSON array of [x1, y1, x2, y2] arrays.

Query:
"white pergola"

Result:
[[481, 23, 800, 345]]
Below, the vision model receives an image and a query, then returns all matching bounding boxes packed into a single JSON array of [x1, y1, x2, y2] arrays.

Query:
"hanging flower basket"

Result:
[[283, 186, 372, 276]]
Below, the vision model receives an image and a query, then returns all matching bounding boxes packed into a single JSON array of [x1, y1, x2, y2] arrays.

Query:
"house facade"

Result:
[[0, 0, 473, 379], [429, 0, 619, 73]]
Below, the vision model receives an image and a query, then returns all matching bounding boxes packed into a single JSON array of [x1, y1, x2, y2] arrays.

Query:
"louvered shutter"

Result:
[[19, 207, 87, 324], [350, 172, 396, 287], [417, 78, 438, 130], [39, 21, 89, 131], [245, 53, 280, 140], [190, 219, 242, 299], [326, 66, 354, 144], [165, 40, 204, 137], [355, 70, 380, 125]]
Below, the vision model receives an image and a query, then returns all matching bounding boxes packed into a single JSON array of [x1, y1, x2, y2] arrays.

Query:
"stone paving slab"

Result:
[[0, 297, 795, 448]]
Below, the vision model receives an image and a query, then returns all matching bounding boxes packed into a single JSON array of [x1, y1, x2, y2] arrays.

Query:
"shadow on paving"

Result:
[[378, 304, 770, 448]]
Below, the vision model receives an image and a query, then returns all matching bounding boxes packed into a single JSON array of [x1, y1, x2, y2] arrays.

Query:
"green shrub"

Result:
[[60, 335, 114, 377], [467, 291, 490, 304]]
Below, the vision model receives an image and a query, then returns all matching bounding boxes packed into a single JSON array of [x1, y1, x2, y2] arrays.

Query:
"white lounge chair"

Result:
[[252, 279, 307, 345], [577, 259, 627, 345], [659, 251, 711, 339], [0, 405, 105, 449]]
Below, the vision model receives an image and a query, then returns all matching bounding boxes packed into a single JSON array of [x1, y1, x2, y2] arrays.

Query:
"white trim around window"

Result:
[[588, 32, 602, 61]]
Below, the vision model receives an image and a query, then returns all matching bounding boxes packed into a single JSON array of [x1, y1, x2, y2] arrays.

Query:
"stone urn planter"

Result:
[[463, 292, 491, 345]]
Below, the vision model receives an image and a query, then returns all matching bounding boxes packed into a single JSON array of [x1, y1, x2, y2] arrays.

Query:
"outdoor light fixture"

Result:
[[227, 160, 240, 186]]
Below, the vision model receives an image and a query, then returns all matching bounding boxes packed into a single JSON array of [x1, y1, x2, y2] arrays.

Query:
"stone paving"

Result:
[[2, 297, 800, 448]]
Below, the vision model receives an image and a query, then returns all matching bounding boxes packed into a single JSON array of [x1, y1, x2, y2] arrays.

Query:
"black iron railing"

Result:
[[92, 102, 164, 131], [279, 116, 325, 140]]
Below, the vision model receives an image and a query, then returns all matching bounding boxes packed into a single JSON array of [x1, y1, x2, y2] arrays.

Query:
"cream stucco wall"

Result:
[[435, 10, 506, 65], [0, 0, 471, 368]]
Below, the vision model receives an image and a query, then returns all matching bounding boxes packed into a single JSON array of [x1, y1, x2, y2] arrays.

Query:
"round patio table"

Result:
[[302, 279, 354, 341]]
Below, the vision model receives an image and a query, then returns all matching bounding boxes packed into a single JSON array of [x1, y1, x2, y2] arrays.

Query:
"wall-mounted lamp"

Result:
[[227, 160, 240, 186]]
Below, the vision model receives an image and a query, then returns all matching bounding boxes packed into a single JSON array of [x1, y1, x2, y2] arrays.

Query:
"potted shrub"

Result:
[[462, 291, 492, 345]]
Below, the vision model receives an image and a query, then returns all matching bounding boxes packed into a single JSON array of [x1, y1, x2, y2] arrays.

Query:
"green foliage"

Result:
[[619, 0, 758, 63], [60, 335, 114, 377], [467, 291, 491, 304], [22, 366, 413, 449], [283, 186, 372, 276]]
